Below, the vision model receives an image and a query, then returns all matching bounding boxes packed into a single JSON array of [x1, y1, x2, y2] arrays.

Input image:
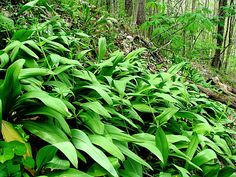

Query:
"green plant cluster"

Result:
[[0, 1, 235, 176]]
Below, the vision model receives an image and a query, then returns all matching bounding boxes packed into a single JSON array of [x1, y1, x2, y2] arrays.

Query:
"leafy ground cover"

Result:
[[0, 0, 235, 176]]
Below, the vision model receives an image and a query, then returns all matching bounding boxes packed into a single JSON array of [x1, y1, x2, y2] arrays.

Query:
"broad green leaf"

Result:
[[20, 44, 39, 59], [199, 135, 223, 155], [0, 99, 2, 129], [0, 53, 9, 67], [89, 134, 125, 161], [53, 65, 75, 75], [155, 127, 169, 166], [120, 158, 142, 177], [80, 111, 104, 135], [72, 129, 118, 177], [72, 70, 99, 84], [132, 133, 164, 163], [23, 40, 41, 52], [12, 30, 34, 41], [87, 157, 120, 177], [218, 167, 236, 177], [4, 40, 21, 52], [50, 54, 82, 66], [46, 156, 70, 170], [25, 106, 71, 135], [133, 103, 156, 113], [185, 133, 199, 160], [36, 145, 57, 171], [106, 108, 138, 128], [124, 48, 146, 60], [18, 0, 39, 14], [166, 135, 190, 144], [19, 68, 52, 79], [105, 124, 136, 142], [159, 172, 172, 177], [81, 101, 111, 118], [48, 168, 93, 177], [23, 121, 78, 168], [115, 142, 153, 170], [83, 84, 113, 105], [41, 37, 70, 52], [192, 149, 217, 166], [16, 91, 71, 117], [156, 107, 179, 125], [167, 62, 186, 75], [213, 135, 232, 156], [98, 37, 107, 62], [0, 59, 25, 116], [135, 141, 164, 163], [174, 165, 190, 177]]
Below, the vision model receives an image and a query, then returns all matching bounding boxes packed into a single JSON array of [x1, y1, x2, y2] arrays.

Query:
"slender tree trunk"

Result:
[[125, 0, 133, 16], [224, 0, 235, 70], [211, 0, 228, 68], [136, 0, 146, 25], [192, 0, 196, 12]]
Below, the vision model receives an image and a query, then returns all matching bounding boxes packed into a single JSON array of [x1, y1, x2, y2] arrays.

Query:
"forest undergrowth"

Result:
[[0, 0, 235, 177]]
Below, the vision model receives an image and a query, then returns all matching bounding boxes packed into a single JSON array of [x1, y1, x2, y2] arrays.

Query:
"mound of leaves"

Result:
[[0, 1, 235, 177]]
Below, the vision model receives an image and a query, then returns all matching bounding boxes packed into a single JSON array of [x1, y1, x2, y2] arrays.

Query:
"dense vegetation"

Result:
[[0, 0, 235, 177]]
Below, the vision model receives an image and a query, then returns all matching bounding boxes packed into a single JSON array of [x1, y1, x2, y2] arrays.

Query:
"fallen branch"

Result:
[[197, 84, 236, 109]]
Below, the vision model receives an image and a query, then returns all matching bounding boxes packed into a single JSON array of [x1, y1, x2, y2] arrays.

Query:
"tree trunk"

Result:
[[125, 0, 133, 16], [211, 0, 227, 69], [192, 0, 196, 12], [224, 0, 235, 70], [136, 0, 146, 25]]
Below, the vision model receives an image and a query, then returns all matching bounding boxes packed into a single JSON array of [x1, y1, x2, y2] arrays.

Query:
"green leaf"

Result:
[[0, 99, 2, 129], [72, 129, 118, 177], [83, 84, 113, 105], [46, 156, 70, 170], [185, 133, 199, 160], [16, 91, 71, 117], [41, 37, 70, 52], [50, 54, 82, 66], [115, 142, 153, 170], [18, 0, 39, 14], [0, 53, 9, 67], [4, 40, 21, 52], [12, 30, 34, 41], [156, 107, 179, 125], [174, 165, 190, 177], [120, 158, 142, 177], [89, 134, 125, 161], [20, 44, 39, 59], [36, 145, 57, 171], [25, 106, 71, 135], [80, 111, 104, 135], [23, 121, 78, 168], [19, 68, 52, 79], [98, 37, 107, 62], [0, 59, 25, 117], [167, 62, 186, 75], [218, 167, 236, 177], [133, 103, 156, 113], [155, 127, 169, 166], [105, 124, 136, 142], [133, 133, 164, 163], [81, 101, 111, 118], [192, 149, 217, 166], [124, 48, 146, 60], [213, 135, 232, 156], [48, 168, 93, 177]]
